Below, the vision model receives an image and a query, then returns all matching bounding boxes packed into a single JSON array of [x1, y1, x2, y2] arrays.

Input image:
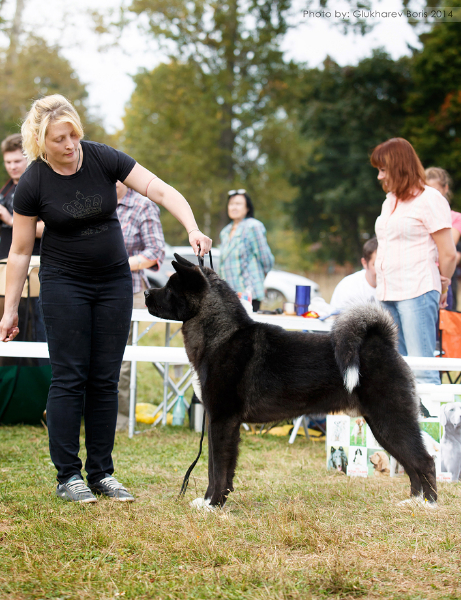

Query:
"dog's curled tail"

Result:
[[332, 304, 398, 393]]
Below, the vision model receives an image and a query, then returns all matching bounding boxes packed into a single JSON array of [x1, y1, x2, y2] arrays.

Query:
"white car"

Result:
[[264, 270, 320, 304], [145, 245, 321, 305]]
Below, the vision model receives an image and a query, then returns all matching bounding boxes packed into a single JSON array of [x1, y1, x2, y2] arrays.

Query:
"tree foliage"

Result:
[[0, 35, 107, 181], [118, 0, 460, 265], [404, 15, 461, 209], [0, 1, 107, 180], [123, 0, 299, 236], [120, 60, 229, 240], [291, 51, 412, 263]]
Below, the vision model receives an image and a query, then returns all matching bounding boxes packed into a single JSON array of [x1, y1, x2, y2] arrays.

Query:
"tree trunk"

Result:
[[8, 0, 25, 67]]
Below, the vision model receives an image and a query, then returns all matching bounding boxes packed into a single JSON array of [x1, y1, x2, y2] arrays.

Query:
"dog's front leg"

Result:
[[207, 418, 240, 507]]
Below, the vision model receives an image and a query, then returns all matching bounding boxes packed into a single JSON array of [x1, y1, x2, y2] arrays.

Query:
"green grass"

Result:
[[1, 422, 461, 600]]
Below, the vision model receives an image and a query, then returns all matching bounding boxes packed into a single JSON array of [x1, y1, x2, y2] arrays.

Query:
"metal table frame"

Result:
[[128, 309, 192, 437]]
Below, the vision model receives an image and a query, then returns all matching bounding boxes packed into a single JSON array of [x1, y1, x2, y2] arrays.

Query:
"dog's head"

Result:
[[369, 451, 389, 471], [144, 254, 209, 322], [441, 402, 461, 429], [331, 449, 344, 471]]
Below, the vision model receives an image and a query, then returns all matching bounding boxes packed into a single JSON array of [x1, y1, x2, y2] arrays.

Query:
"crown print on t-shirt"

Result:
[[63, 191, 103, 219]]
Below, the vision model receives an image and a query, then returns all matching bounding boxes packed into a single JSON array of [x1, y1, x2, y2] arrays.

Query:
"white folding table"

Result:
[[5, 313, 460, 445]]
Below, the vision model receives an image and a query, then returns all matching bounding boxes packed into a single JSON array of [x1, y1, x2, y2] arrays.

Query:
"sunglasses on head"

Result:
[[227, 189, 246, 197]]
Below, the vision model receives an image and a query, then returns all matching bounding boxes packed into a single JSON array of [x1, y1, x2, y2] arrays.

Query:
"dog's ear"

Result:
[[172, 259, 208, 292], [173, 253, 196, 268]]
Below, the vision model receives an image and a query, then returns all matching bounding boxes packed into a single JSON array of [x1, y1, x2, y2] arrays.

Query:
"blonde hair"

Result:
[[425, 166, 453, 200], [21, 95, 84, 164]]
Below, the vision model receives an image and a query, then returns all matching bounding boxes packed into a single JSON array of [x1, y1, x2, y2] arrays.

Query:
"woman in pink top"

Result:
[[371, 138, 457, 384]]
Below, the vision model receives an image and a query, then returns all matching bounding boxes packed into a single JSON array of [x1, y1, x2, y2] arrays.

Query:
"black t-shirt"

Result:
[[14, 141, 136, 275], [0, 180, 41, 259]]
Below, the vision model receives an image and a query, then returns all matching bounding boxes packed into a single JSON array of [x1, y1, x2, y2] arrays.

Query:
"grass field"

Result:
[[1, 421, 461, 600]]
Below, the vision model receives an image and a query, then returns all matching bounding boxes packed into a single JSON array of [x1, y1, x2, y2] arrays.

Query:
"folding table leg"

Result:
[[289, 416, 304, 444], [162, 323, 170, 426], [128, 320, 139, 439], [301, 415, 310, 439]]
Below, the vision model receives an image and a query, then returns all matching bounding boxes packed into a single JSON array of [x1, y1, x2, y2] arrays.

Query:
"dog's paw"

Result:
[[190, 497, 217, 512], [398, 496, 438, 510]]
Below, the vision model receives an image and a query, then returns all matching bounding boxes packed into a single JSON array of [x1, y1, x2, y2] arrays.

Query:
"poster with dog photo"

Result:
[[327, 415, 386, 477], [349, 417, 366, 447], [419, 393, 441, 420], [419, 420, 441, 475], [439, 401, 461, 482], [327, 414, 350, 447], [326, 444, 349, 474], [367, 449, 390, 478], [347, 446, 368, 477], [365, 423, 382, 450]]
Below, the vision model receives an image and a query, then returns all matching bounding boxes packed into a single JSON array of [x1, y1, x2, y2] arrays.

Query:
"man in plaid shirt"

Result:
[[116, 181, 165, 430]]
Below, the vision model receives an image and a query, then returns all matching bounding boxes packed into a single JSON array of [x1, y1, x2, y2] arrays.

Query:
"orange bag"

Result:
[[439, 309, 461, 358]]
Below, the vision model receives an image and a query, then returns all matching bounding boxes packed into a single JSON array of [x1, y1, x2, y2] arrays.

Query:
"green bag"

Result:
[[0, 292, 51, 426], [0, 364, 51, 425]]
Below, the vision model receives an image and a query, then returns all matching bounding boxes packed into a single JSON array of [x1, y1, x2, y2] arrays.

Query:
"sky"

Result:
[[6, 0, 424, 133]]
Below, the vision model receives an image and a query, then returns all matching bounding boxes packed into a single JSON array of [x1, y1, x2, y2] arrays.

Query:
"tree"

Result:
[[121, 57, 310, 253], [0, 35, 108, 181], [291, 50, 412, 263], [119, 1, 303, 235], [113, 0, 377, 256], [403, 14, 461, 209], [120, 60, 229, 240]]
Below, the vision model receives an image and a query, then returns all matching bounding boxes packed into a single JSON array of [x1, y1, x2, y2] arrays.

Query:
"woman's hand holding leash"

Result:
[[189, 229, 212, 257]]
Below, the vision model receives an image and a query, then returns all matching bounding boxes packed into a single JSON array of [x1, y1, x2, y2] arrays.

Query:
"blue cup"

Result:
[[295, 285, 311, 316]]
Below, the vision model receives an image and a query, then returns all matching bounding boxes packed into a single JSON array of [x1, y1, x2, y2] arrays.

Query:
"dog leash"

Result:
[[178, 410, 206, 499], [197, 249, 214, 271], [178, 247, 214, 500]]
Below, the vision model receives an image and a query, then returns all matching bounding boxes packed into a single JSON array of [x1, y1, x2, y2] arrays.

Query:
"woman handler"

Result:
[[0, 95, 212, 503]]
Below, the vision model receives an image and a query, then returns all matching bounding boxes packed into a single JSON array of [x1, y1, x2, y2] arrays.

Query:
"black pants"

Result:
[[39, 263, 133, 484]]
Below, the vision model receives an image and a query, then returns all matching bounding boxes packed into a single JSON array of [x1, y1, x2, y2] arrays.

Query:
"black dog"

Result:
[[144, 255, 436, 507]]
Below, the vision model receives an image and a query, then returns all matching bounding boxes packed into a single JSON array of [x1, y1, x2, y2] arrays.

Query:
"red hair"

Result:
[[370, 138, 426, 201]]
